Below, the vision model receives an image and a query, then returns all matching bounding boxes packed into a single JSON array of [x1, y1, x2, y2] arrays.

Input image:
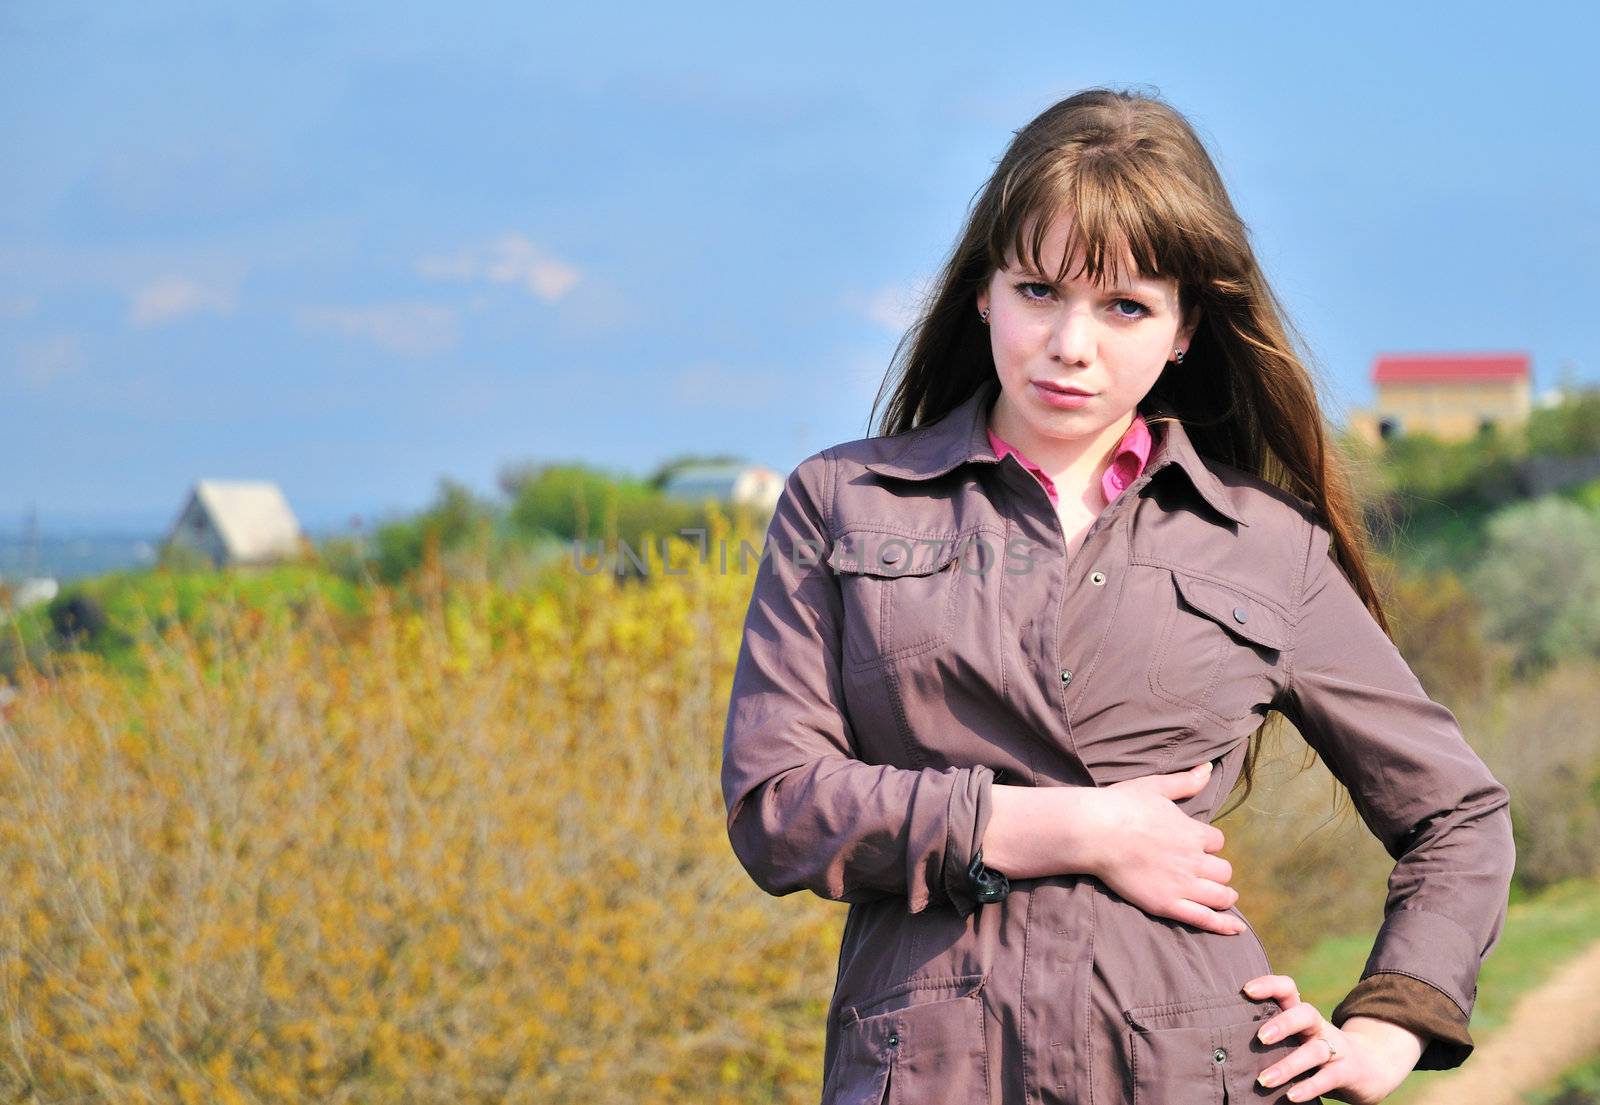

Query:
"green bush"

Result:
[[1526, 387, 1600, 457], [1467, 497, 1600, 676], [37, 564, 367, 677], [504, 463, 716, 558], [373, 478, 499, 585]]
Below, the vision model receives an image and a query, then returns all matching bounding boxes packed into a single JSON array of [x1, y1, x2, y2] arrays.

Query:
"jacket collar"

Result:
[[861, 375, 1249, 527]]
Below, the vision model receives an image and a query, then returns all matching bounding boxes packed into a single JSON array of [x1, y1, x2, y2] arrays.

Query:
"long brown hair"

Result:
[[870, 86, 1384, 818]]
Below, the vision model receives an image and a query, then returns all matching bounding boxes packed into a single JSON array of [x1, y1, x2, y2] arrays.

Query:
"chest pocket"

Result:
[[1151, 568, 1291, 725], [826, 525, 971, 673]]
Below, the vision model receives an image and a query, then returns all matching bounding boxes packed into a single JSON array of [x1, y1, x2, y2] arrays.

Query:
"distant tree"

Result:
[[48, 592, 108, 647], [1386, 564, 1496, 706], [317, 535, 375, 587], [427, 478, 497, 547], [1467, 496, 1600, 676], [1382, 425, 1520, 503], [1525, 386, 1600, 457], [373, 478, 498, 584]]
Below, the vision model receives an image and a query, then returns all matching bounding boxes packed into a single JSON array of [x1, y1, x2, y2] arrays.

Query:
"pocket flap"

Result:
[[1170, 571, 1290, 652], [826, 528, 968, 578], [1123, 991, 1282, 1032]]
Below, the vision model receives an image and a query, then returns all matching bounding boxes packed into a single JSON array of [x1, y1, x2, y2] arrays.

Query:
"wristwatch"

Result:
[[968, 766, 1013, 905], [966, 846, 1011, 905]]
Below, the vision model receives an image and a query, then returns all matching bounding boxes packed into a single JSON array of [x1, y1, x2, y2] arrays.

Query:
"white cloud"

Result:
[[863, 277, 935, 332], [674, 362, 793, 409], [0, 294, 38, 320], [414, 253, 477, 281], [298, 302, 459, 357], [129, 276, 235, 327], [12, 335, 82, 389], [416, 233, 580, 302]]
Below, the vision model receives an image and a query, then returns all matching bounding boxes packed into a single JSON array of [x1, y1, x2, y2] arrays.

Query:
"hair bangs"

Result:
[[995, 159, 1206, 295]]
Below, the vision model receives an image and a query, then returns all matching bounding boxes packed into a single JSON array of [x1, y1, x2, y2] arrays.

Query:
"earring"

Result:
[[980, 308, 990, 325], [1172, 348, 1185, 364]]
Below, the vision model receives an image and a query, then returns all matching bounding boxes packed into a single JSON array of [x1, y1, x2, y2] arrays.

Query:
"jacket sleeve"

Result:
[[720, 448, 997, 916], [1275, 519, 1516, 1071], [1330, 971, 1476, 1070]]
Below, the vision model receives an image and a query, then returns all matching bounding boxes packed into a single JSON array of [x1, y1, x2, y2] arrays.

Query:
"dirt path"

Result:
[[1410, 936, 1600, 1105]]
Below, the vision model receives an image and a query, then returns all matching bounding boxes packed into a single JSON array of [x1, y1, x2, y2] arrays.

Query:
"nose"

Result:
[[1046, 305, 1095, 366]]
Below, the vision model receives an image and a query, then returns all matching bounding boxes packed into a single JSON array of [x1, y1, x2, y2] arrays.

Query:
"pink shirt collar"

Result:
[[987, 411, 1153, 509]]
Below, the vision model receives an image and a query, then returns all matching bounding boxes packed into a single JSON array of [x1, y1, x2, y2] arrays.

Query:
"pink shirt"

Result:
[[987, 411, 1153, 509]]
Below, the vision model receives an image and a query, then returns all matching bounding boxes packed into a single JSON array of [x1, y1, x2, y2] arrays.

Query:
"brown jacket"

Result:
[[720, 376, 1515, 1104]]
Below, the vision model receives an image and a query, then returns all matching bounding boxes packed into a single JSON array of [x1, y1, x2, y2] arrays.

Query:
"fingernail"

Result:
[[1243, 981, 1261, 995], [1259, 1026, 1279, 1043], [1259, 1071, 1279, 1088]]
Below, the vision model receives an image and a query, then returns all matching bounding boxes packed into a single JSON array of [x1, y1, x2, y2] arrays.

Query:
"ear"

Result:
[[1178, 300, 1203, 346]]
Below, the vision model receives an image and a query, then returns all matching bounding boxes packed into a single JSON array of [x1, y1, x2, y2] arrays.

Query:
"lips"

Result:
[[1034, 380, 1094, 396]]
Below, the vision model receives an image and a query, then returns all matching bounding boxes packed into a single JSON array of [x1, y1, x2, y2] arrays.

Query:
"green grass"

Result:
[[1524, 1050, 1600, 1105], [1289, 877, 1600, 1104]]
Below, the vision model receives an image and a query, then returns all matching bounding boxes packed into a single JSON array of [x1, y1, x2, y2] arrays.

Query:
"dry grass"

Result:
[[0, 521, 841, 1104]]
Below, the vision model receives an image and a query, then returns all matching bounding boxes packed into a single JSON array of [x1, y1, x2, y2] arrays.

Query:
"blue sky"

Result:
[[3, 2, 1595, 535]]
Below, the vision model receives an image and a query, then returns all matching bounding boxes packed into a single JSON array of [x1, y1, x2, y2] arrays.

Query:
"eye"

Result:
[[1013, 281, 1054, 303], [1112, 298, 1152, 319]]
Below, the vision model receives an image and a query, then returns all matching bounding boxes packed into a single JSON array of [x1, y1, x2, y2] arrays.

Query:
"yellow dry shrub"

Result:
[[0, 511, 841, 1104]]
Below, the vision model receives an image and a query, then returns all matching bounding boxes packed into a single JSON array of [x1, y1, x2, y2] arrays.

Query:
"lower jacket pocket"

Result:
[[828, 974, 992, 1105], [1128, 1021, 1222, 1105], [1125, 991, 1318, 1104], [822, 1012, 892, 1105]]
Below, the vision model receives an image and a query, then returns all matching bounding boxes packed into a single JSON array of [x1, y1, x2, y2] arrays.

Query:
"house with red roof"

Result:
[[1346, 352, 1532, 446]]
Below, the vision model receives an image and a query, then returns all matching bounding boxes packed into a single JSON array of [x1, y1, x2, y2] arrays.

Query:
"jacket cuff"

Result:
[[1331, 971, 1475, 1071], [935, 765, 995, 917], [1349, 906, 1480, 1025]]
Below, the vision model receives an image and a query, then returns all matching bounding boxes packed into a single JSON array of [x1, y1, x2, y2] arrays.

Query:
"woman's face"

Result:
[[977, 212, 1199, 458]]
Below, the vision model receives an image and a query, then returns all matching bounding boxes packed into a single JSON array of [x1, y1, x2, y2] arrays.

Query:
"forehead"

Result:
[[1007, 209, 1168, 289]]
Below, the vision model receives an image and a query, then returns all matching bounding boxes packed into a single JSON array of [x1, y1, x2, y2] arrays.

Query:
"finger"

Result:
[[1194, 852, 1233, 886], [1166, 898, 1246, 935], [1242, 975, 1302, 1007], [1153, 760, 1212, 797], [1258, 1035, 1340, 1096], [1256, 1002, 1323, 1047], [1201, 824, 1227, 852], [1184, 877, 1239, 913], [1274, 1042, 1348, 1103]]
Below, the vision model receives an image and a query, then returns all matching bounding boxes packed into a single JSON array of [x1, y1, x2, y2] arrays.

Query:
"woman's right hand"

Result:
[[983, 761, 1245, 936]]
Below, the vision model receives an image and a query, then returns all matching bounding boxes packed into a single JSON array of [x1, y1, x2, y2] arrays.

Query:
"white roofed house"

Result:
[[161, 480, 308, 569], [660, 462, 784, 518]]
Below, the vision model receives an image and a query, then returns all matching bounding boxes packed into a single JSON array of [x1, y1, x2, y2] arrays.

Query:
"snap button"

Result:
[[882, 546, 905, 566], [1232, 605, 1248, 624], [1213, 1046, 1227, 1063], [1060, 669, 1073, 686], [1089, 570, 1106, 585], [887, 1033, 900, 1048]]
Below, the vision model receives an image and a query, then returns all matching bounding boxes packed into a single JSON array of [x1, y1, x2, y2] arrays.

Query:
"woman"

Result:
[[719, 88, 1514, 1105]]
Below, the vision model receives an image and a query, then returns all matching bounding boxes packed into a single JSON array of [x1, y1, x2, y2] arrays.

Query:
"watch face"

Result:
[[966, 848, 1010, 903]]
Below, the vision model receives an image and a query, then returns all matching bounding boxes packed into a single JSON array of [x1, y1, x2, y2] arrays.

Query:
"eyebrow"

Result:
[[1013, 267, 1164, 296]]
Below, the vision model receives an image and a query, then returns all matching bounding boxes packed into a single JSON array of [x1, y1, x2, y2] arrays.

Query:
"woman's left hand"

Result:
[[1241, 974, 1425, 1104]]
